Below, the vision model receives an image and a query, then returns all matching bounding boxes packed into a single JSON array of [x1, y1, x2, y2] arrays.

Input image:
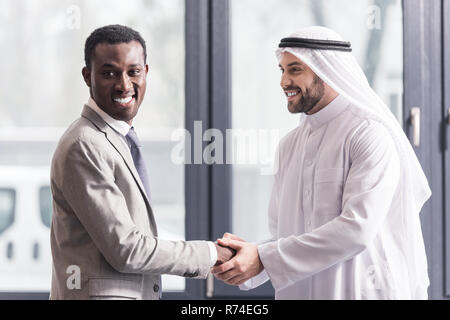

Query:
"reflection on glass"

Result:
[[39, 186, 52, 228], [0, 0, 186, 292], [231, 0, 403, 242], [0, 189, 15, 235]]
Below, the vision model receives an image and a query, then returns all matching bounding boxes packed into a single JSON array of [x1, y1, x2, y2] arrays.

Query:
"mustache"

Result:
[[283, 86, 301, 91]]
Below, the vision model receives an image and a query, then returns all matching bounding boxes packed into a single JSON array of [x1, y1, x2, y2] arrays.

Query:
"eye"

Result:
[[129, 69, 141, 76], [103, 71, 115, 78]]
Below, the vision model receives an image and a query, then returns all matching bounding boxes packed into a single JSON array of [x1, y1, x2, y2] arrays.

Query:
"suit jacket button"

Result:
[[153, 284, 160, 292]]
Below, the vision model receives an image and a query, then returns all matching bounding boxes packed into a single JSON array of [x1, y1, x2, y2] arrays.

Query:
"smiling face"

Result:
[[82, 40, 148, 125], [279, 52, 334, 115]]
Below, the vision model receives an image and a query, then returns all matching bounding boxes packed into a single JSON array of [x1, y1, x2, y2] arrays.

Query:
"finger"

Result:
[[223, 232, 244, 241], [217, 238, 244, 250], [226, 274, 248, 286], [213, 269, 237, 282], [216, 238, 228, 247], [211, 259, 234, 274], [236, 278, 248, 286]]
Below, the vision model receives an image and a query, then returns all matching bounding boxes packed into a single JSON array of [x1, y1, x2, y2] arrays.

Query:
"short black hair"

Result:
[[84, 24, 147, 69]]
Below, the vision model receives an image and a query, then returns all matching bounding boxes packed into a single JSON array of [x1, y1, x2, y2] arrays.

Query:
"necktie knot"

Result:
[[126, 127, 142, 148]]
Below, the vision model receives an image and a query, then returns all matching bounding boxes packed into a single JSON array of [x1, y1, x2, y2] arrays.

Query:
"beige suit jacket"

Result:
[[49, 105, 212, 300]]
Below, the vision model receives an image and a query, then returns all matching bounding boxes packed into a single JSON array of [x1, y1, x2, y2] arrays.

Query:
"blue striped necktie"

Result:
[[125, 127, 151, 202]]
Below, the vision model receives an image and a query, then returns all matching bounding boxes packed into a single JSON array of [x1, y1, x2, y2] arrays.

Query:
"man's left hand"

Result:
[[211, 238, 264, 286]]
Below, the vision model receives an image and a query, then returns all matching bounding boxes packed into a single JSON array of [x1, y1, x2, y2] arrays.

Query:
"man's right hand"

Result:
[[212, 236, 263, 286], [214, 232, 244, 266], [214, 242, 236, 266]]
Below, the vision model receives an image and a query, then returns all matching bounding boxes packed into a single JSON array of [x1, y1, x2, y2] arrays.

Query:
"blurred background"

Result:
[[0, 0, 448, 300]]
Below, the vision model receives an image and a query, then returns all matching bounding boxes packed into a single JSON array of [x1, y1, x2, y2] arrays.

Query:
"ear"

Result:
[[82, 66, 92, 87], [145, 64, 149, 76]]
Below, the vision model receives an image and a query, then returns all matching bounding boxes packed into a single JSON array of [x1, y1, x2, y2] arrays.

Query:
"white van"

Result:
[[0, 166, 185, 293], [0, 166, 52, 292]]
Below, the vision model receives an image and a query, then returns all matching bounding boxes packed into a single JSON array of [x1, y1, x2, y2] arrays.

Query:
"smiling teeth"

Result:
[[114, 97, 133, 104], [287, 92, 297, 97]]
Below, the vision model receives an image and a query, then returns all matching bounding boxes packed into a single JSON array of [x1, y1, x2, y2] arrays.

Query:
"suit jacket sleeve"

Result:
[[54, 136, 212, 278]]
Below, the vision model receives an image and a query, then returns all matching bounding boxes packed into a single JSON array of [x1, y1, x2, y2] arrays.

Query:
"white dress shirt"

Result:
[[240, 94, 424, 299], [85, 98, 217, 267]]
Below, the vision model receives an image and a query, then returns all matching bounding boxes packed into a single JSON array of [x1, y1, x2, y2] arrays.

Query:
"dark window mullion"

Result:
[[209, 0, 274, 299], [403, 0, 445, 300], [163, 0, 211, 300]]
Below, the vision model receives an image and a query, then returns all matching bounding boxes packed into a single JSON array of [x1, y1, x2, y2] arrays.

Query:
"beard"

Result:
[[288, 74, 325, 114]]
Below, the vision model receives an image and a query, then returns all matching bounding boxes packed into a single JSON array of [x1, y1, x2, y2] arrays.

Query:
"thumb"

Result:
[[223, 232, 245, 241], [218, 238, 243, 250]]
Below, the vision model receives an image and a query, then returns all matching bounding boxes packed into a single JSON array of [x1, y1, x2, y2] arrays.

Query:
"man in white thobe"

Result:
[[211, 26, 431, 300]]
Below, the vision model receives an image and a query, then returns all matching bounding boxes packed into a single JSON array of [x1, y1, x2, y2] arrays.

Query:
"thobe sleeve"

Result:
[[257, 120, 400, 291]]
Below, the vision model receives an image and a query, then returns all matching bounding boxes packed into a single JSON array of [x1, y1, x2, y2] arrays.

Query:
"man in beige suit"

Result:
[[50, 25, 233, 300]]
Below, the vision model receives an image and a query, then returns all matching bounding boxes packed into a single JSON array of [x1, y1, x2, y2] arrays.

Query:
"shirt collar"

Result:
[[86, 97, 131, 137], [306, 94, 350, 130]]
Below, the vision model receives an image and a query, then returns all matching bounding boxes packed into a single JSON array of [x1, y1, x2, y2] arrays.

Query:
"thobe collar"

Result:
[[86, 97, 131, 137], [306, 94, 350, 130]]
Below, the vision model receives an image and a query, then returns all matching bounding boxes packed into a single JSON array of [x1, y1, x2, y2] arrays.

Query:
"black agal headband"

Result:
[[279, 37, 352, 52]]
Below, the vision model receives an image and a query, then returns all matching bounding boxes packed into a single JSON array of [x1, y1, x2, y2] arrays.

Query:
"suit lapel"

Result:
[[80, 106, 157, 232]]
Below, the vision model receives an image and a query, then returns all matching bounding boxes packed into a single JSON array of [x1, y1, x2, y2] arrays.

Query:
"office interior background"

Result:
[[0, 0, 448, 300]]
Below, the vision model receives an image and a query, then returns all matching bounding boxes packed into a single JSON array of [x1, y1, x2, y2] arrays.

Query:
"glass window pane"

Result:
[[0, 189, 15, 235], [39, 186, 52, 228], [231, 0, 403, 242], [0, 0, 186, 293]]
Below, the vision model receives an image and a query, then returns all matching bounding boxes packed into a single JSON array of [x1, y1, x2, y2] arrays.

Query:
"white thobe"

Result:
[[241, 94, 428, 299]]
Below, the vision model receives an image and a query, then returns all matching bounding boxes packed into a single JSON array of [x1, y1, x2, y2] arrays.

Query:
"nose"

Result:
[[280, 72, 292, 89], [115, 72, 133, 93]]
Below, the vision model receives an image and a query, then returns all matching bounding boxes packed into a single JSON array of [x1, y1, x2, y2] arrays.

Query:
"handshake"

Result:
[[211, 233, 264, 286]]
